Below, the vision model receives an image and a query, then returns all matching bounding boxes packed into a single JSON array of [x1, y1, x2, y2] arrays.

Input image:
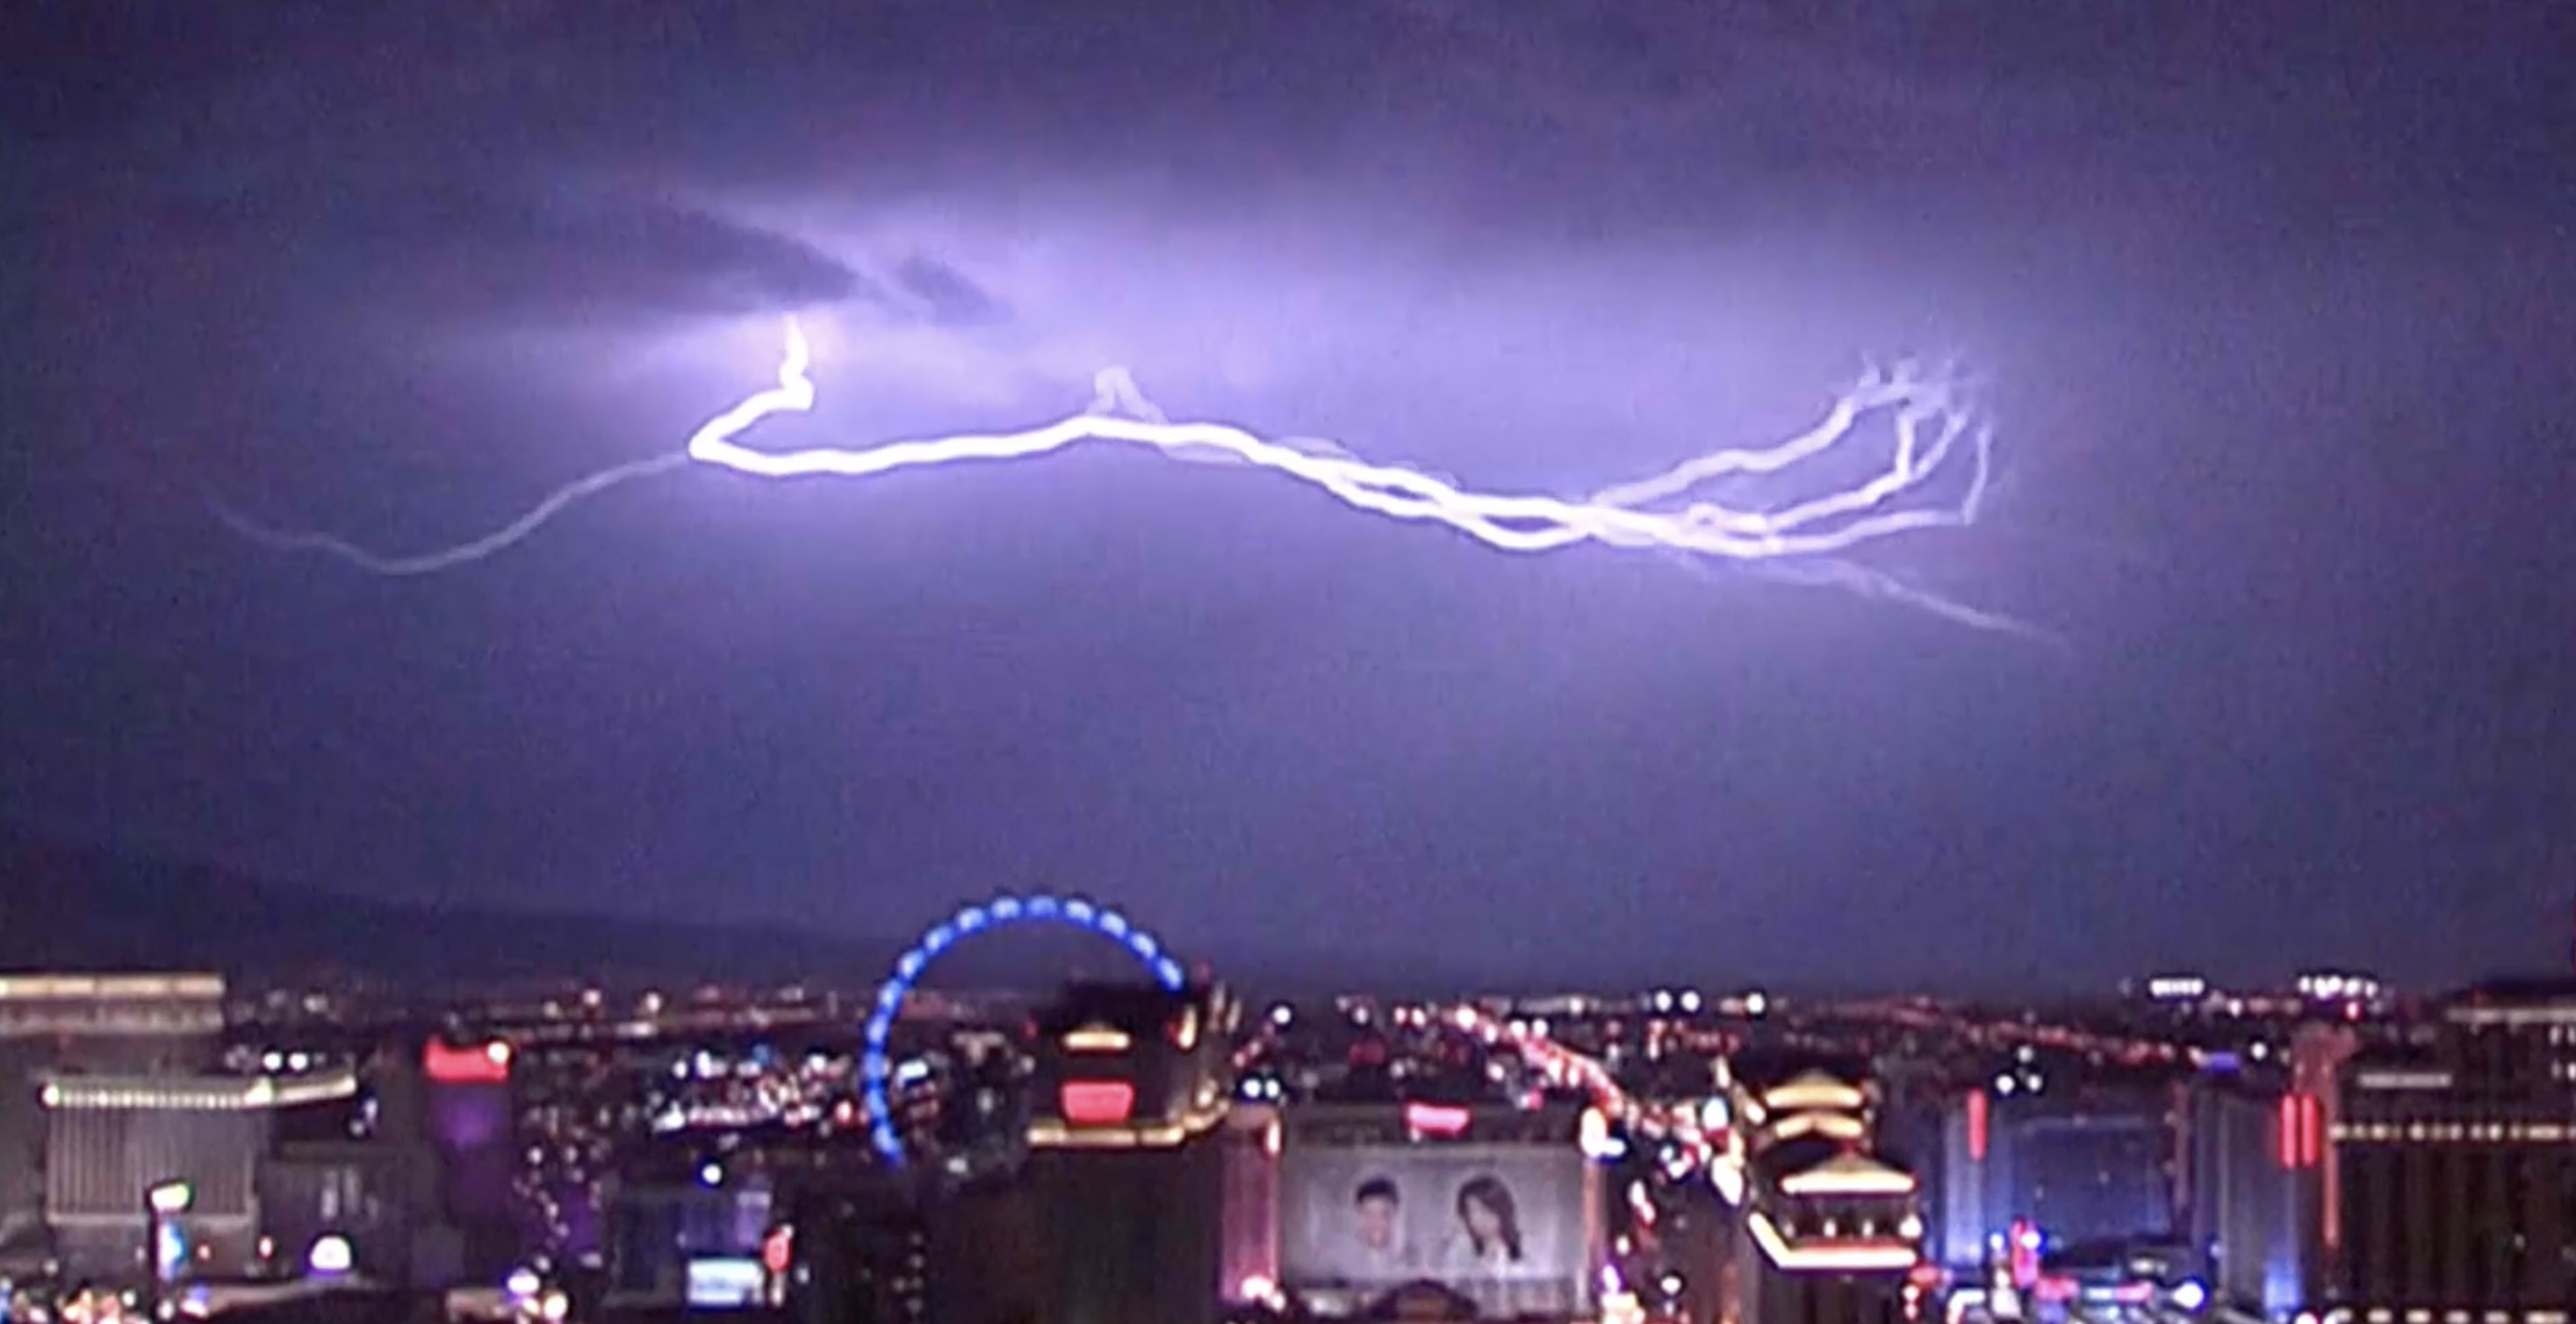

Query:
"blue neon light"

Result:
[[860, 894, 1187, 1164]]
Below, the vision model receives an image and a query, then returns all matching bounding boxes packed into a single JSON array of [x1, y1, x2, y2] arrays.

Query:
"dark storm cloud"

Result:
[[143, 183, 871, 325], [891, 256, 1014, 329]]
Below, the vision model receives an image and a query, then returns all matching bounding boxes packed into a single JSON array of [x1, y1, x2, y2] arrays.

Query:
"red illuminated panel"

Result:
[[424, 1040, 512, 1085], [2007, 1220, 2040, 1290], [2298, 1093, 2321, 1169], [1966, 1089, 1989, 1162], [2277, 1093, 2299, 1170], [1404, 1102, 1471, 1136], [1059, 1080, 1137, 1126]]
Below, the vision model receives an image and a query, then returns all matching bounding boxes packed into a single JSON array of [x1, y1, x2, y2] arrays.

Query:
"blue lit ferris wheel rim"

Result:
[[860, 893, 1187, 1164]]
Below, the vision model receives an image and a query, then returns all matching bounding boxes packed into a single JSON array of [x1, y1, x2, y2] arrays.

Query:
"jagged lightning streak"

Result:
[[215, 317, 2016, 625]]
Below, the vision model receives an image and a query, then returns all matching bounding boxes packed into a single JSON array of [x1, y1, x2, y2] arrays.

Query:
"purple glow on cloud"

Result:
[[11, 3, 2572, 983]]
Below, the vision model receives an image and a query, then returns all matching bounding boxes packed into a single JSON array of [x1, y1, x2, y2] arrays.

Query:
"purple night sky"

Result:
[[6, 2, 2572, 989]]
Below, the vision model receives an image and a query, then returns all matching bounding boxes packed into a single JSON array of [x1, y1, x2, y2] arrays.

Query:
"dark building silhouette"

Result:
[[1931, 1081, 2181, 1267], [2328, 979, 2576, 1314], [1015, 980, 1237, 1324], [784, 1171, 928, 1324], [2182, 1077, 2315, 1318]]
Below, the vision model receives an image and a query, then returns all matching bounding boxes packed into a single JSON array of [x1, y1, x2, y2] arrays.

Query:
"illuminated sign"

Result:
[[424, 1040, 512, 1084], [685, 1258, 766, 1310], [1059, 1080, 1138, 1125], [1403, 1102, 1471, 1136], [2007, 1220, 2040, 1289]]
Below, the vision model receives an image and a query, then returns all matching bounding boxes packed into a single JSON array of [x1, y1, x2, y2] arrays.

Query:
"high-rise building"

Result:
[[1720, 1063, 1925, 1324], [1215, 1103, 1282, 1307], [1014, 980, 1237, 1324], [417, 1036, 522, 1281], [2325, 978, 2576, 1319], [2182, 1076, 2317, 1318], [0, 973, 227, 1260], [1931, 1081, 2182, 1268], [37, 1066, 361, 1278]]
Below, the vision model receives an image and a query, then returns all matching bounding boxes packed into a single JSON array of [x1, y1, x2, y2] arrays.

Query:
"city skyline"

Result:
[[7, 2, 2572, 986]]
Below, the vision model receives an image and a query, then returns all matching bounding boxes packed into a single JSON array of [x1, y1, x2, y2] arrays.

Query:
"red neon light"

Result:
[[1059, 1080, 1137, 1125], [1966, 1089, 1989, 1162], [2298, 1093, 2321, 1168], [2007, 1220, 2039, 1290], [2277, 1093, 2299, 1170], [1404, 1102, 1472, 1135], [423, 1040, 511, 1085]]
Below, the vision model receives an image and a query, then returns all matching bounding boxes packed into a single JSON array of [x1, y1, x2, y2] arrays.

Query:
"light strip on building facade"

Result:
[[39, 1070, 360, 1112], [1060, 1025, 1133, 1053], [1778, 1164, 1918, 1197], [1762, 1079, 1867, 1112], [1745, 1211, 1919, 1273], [1767, 1112, 1867, 1144], [1026, 1095, 1230, 1150], [0, 975, 226, 1001]]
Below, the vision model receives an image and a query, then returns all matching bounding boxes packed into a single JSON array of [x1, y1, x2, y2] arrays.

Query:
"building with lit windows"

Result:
[[1016, 980, 1237, 1324], [2324, 980, 2576, 1320], [1719, 1062, 1927, 1324], [38, 1065, 361, 1278], [0, 973, 229, 1261]]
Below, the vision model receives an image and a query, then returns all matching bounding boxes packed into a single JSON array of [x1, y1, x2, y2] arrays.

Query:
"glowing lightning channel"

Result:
[[679, 320, 1993, 562], [216, 318, 2011, 622]]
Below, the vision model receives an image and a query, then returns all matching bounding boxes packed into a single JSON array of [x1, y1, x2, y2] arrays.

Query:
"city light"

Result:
[[1402, 1101, 1473, 1136], [1058, 1081, 1139, 1126], [306, 1235, 353, 1277]]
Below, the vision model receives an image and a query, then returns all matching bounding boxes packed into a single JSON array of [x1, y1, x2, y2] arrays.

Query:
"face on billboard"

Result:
[[1277, 1143, 1591, 1307]]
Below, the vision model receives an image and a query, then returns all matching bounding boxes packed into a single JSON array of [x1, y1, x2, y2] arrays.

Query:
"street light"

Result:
[[143, 1180, 192, 1320]]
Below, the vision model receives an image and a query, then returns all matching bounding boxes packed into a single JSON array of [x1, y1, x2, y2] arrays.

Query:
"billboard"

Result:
[[1277, 1143, 1594, 1317], [684, 1257, 766, 1309]]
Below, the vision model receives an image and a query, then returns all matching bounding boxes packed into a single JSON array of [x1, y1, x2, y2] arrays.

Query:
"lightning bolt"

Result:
[[215, 317, 2021, 629]]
